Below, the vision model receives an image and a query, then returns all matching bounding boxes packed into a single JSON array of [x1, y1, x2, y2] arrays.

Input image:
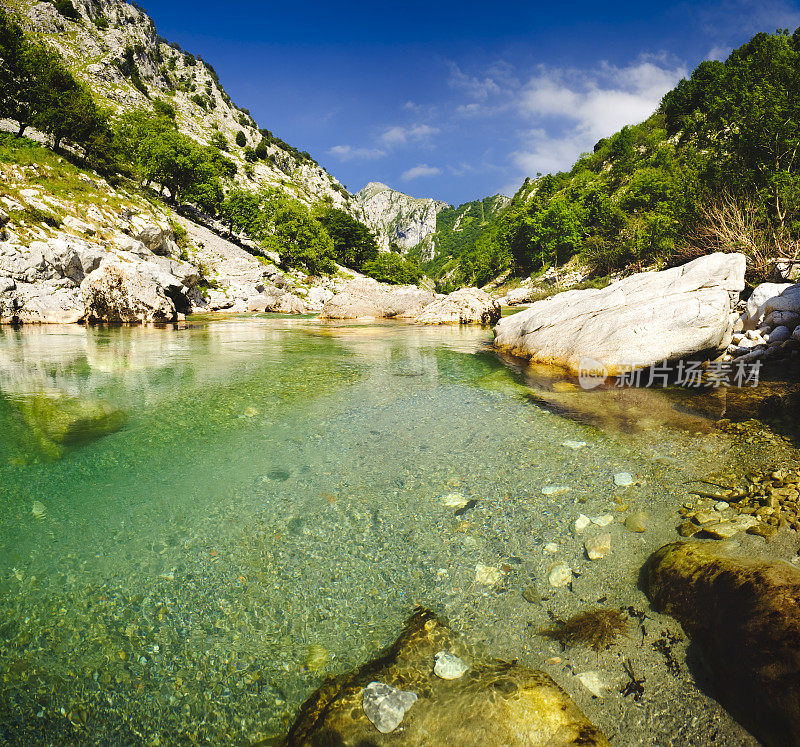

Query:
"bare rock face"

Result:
[[355, 182, 448, 256], [284, 608, 610, 746], [247, 290, 306, 314], [135, 225, 172, 256], [0, 281, 85, 324], [493, 253, 747, 374], [416, 287, 500, 325], [81, 257, 176, 323], [320, 279, 436, 320], [644, 541, 800, 746]]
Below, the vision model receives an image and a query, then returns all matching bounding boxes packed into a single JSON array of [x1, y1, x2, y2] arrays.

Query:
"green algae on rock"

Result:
[[283, 608, 610, 746], [12, 389, 126, 458], [643, 541, 800, 746]]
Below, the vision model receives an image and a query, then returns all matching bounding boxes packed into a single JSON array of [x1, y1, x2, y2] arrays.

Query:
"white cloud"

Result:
[[707, 45, 732, 61], [328, 145, 386, 161], [380, 124, 439, 146], [513, 56, 687, 173], [401, 164, 442, 181], [448, 60, 518, 101]]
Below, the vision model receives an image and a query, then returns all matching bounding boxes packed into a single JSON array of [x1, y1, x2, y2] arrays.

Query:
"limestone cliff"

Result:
[[356, 182, 449, 258]]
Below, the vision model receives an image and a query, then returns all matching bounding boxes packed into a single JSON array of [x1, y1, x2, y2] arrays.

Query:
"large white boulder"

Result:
[[742, 282, 794, 328], [416, 287, 500, 325], [81, 256, 177, 323], [320, 279, 435, 319], [493, 253, 747, 374]]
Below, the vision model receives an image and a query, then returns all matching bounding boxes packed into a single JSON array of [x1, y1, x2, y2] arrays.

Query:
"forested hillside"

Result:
[[438, 28, 800, 288]]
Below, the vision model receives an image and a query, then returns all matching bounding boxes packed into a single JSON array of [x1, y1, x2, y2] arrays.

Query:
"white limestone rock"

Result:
[[362, 681, 418, 734], [416, 287, 501, 325], [493, 253, 747, 374], [433, 651, 469, 680], [320, 278, 435, 319]]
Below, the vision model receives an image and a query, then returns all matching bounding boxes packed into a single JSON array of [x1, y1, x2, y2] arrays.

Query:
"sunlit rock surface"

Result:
[[494, 253, 746, 374], [284, 608, 610, 746], [644, 541, 800, 746]]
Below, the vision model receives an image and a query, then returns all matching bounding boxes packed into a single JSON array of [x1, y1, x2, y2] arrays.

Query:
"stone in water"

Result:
[[31, 501, 46, 519], [590, 514, 614, 527], [562, 440, 587, 450], [543, 542, 558, 554], [475, 564, 502, 586], [585, 533, 612, 560], [576, 671, 610, 698], [614, 472, 635, 487], [434, 651, 469, 680], [442, 493, 468, 508], [542, 485, 570, 496], [574, 514, 591, 533], [362, 681, 417, 734], [624, 511, 649, 533], [548, 562, 573, 587]]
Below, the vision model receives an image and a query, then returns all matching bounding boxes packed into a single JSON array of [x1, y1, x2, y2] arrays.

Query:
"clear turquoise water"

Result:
[[0, 317, 768, 744]]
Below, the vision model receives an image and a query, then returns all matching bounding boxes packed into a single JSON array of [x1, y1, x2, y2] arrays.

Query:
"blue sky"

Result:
[[144, 0, 800, 205]]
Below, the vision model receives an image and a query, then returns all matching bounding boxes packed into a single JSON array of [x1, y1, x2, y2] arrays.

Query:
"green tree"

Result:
[[313, 207, 379, 270], [362, 252, 422, 285], [269, 199, 335, 275], [235, 130, 246, 147], [218, 188, 265, 235]]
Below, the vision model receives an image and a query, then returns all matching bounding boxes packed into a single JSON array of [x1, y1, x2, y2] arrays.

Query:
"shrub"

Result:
[[243, 146, 257, 162], [53, 0, 80, 20], [235, 130, 246, 147], [209, 131, 227, 151], [362, 252, 422, 285]]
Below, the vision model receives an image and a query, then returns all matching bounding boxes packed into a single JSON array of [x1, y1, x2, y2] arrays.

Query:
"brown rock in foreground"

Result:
[[283, 608, 609, 746], [643, 541, 800, 746]]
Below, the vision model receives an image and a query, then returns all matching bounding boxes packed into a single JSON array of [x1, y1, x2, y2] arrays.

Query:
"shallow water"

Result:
[[0, 317, 786, 743]]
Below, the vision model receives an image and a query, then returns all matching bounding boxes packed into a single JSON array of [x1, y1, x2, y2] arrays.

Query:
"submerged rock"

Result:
[[283, 608, 610, 746], [433, 651, 469, 680], [493, 253, 746, 374], [415, 287, 500, 325], [362, 681, 418, 733], [644, 541, 800, 746], [13, 389, 126, 458]]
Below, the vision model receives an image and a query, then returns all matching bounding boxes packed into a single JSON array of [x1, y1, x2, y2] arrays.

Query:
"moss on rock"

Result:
[[283, 608, 609, 746], [643, 541, 800, 746]]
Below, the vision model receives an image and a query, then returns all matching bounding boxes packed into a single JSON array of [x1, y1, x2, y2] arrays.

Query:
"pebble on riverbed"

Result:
[[362, 681, 418, 734], [548, 562, 573, 587], [475, 564, 502, 586], [585, 534, 612, 560], [541, 485, 570, 496], [434, 651, 469, 680], [624, 511, 648, 533], [614, 472, 635, 487], [681, 467, 800, 541]]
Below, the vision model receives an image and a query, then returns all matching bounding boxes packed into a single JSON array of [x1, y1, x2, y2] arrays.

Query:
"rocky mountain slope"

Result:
[[1, 0, 367, 220], [0, 134, 350, 322], [356, 182, 448, 258]]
